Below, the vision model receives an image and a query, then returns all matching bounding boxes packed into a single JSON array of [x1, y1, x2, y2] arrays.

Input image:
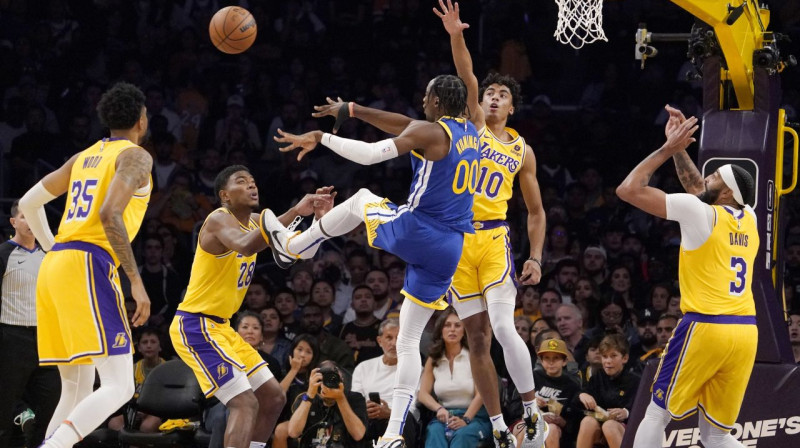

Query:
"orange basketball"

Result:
[[209, 6, 257, 54]]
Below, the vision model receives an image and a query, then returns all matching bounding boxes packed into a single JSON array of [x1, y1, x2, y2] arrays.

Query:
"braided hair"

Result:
[[429, 75, 468, 117]]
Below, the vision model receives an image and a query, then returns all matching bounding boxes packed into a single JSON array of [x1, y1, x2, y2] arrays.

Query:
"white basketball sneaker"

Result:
[[373, 436, 405, 448], [493, 429, 518, 448], [520, 410, 549, 448], [260, 209, 298, 269]]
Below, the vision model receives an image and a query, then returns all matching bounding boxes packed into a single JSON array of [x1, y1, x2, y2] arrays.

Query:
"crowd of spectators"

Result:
[[1, 0, 800, 447]]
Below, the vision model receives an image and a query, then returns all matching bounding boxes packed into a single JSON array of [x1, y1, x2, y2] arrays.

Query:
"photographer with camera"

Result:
[[287, 360, 368, 448]]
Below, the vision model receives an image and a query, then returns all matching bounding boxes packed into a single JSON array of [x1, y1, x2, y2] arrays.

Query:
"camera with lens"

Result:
[[319, 365, 342, 388]]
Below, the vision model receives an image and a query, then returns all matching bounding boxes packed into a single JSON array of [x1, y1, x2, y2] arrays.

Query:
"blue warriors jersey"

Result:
[[406, 116, 479, 233]]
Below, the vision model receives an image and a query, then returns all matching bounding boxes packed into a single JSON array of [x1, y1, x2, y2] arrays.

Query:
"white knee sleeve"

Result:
[[47, 365, 95, 437], [699, 410, 744, 448], [486, 280, 535, 394], [386, 301, 435, 437], [632, 401, 672, 448]]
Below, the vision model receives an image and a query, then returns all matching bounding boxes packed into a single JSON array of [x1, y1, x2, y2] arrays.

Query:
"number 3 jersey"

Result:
[[178, 208, 258, 319], [55, 137, 151, 265], [671, 198, 759, 317]]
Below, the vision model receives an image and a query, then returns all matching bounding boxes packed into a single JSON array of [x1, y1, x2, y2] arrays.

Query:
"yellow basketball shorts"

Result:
[[37, 242, 132, 365], [170, 311, 268, 398], [450, 222, 516, 302], [651, 312, 757, 430]]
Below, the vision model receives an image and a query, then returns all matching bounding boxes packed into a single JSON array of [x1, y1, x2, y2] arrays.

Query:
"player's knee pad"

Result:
[[349, 188, 382, 213]]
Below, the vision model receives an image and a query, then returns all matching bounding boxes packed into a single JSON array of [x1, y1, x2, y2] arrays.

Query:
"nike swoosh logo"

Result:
[[17, 260, 25, 264], [493, 234, 502, 240]]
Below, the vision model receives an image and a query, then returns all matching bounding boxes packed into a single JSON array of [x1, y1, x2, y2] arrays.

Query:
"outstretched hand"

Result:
[[663, 116, 699, 155], [312, 186, 337, 220], [312, 97, 350, 134], [293, 190, 334, 217], [664, 105, 688, 139], [274, 129, 323, 161], [433, 0, 469, 35]]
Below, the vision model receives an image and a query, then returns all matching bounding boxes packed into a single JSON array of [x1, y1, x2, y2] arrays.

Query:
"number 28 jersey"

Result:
[[177, 208, 258, 319], [55, 137, 151, 265], [678, 204, 759, 316]]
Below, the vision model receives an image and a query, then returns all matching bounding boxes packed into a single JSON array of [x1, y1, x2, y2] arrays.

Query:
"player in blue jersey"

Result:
[[265, 74, 479, 448]]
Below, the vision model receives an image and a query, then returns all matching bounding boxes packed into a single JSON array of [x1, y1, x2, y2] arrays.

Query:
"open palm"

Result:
[[433, 0, 469, 35]]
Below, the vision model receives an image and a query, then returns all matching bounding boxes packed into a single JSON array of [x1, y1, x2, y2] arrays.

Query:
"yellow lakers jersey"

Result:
[[472, 126, 526, 221], [178, 208, 259, 319], [678, 205, 759, 316], [55, 138, 151, 263]]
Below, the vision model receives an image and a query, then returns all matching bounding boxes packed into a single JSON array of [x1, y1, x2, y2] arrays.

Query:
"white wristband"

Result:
[[18, 181, 58, 251], [321, 133, 398, 165]]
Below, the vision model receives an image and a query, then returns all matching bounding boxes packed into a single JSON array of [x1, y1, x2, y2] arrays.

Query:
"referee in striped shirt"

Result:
[[0, 201, 59, 448]]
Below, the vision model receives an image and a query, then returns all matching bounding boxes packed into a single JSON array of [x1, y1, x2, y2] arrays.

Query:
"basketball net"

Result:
[[554, 0, 608, 49]]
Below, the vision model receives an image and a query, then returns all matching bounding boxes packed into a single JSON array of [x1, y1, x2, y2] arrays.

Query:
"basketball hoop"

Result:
[[554, 0, 608, 49]]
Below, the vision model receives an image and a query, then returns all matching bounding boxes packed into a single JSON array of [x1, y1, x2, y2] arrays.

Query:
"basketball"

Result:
[[209, 6, 257, 54]]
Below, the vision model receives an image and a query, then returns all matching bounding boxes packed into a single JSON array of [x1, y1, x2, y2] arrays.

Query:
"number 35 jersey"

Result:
[[472, 126, 527, 221], [677, 204, 759, 316], [55, 137, 152, 265], [178, 208, 259, 319]]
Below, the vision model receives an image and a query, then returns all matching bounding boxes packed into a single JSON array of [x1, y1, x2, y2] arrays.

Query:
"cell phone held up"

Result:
[[368, 392, 381, 404]]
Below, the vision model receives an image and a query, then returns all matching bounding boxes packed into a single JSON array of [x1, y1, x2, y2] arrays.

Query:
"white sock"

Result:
[[486, 281, 536, 394], [522, 399, 540, 419], [632, 401, 672, 448], [287, 188, 382, 259], [490, 414, 508, 433], [384, 301, 435, 437], [249, 442, 266, 448]]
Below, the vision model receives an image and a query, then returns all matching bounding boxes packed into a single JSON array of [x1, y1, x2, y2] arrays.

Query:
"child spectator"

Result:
[[531, 339, 582, 448], [575, 334, 640, 448]]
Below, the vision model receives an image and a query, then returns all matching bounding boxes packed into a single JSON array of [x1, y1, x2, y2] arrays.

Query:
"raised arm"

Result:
[[100, 146, 153, 326], [665, 106, 705, 195], [312, 97, 414, 136], [617, 116, 699, 218], [18, 153, 79, 250], [518, 145, 546, 285], [434, 0, 484, 129]]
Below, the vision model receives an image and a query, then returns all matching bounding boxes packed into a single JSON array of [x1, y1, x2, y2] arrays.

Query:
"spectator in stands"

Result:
[[351, 319, 419, 447], [258, 306, 292, 365], [600, 222, 627, 266], [138, 234, 182, 327], [108, 329, 166, 433], [287, 361, 368, 448], [235, 312, 284, 381], [666, 292, 682, 318], [576, 334, 640, 448], [532, 338, 582, 448], [244, 279, 271, 313], [646, 283, 671, 314], [540, 288, 563, 319], [514, 316, 532, 347], [346, 269, 394, 324], [543, 224, 572, 275], [586, 296, 638, 347], [274, 288, 302, 340], [573, 276, 601, 329], [145, 85, 182, 140], [581, 246, 608, 290], [552, 259, 580, 304], [346, 250, 371, 287], [580, 336, 604, 383], [530, 317, 556, 350], [279, 334, 320, 401], [789, 311, 800, 364], [311, 279, 343, 336], [386, 262, 406, 304], [515, 284, 542, 322], [339, 285, 381, 364], [301, 303, 354, 371], [290, 263, 314, 307], [418, 308, 491, 448], [630, 308, 660, 364], [655, 314, 679, 351], [556, 304, 589, 366], [606, 265, 635, 310]]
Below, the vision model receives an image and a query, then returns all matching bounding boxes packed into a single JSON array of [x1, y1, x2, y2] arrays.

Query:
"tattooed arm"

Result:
[[100, 146, 153, 326], [665, 105, 704, 195]]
